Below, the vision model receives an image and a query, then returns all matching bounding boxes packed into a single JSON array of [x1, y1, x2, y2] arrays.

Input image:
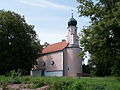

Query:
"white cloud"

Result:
[[20, 0, 75, 10], [20, 0, 46, 8]]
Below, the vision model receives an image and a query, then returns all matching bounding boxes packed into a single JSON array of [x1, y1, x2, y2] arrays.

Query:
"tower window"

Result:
[[67, 65, 70, 71], [76, 38, 78, 41]]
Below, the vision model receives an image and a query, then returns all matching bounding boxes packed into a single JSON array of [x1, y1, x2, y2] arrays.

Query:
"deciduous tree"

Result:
[[77, 0, 120, 76], [0, 10, 42, 75]]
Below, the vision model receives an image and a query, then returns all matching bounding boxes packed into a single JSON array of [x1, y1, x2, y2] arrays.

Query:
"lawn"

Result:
[[0, 76, 120, 90]]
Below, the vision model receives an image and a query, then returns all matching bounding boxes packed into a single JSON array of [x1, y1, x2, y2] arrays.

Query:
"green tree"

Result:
[[82, 64, 90, 73], [43, 42, 49, 48], [0, 10, 42, 75], [77, 0, 120, 76]]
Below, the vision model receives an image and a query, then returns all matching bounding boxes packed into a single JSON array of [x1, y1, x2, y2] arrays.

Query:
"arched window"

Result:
[[76, 38, 78, 41], [67, 65, 70, 71]]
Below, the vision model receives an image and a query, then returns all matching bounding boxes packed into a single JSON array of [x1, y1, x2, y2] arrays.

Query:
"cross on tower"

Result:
[[71, 9, 73, 18]]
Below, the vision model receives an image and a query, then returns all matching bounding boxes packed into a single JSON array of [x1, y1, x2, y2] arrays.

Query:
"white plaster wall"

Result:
[[31, 51, 64, 77], [38, 51, 63, 72], [30, 70, 41, 76], [64, 47, 82, 76], [66, 26, 78, 45], [45, 71, 63, 76]]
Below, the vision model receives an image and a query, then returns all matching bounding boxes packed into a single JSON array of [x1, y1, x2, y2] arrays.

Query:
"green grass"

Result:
[[0, 76, 120, 90]]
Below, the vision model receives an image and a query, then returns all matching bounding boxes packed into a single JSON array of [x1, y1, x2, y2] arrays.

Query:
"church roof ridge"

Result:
[[42, 40, 68, 54]]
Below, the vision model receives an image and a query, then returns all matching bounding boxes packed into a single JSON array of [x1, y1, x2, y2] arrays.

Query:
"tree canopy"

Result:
[[77, 0, 120, 76], [0, 10, 42, 75]]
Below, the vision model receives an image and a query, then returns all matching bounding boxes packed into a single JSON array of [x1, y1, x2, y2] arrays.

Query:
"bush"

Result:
[[116, 77, 120, 81], [32, 80, 46, 89], [92, 84, 106, 90], [11, 77, 21, 84], [72, 81, 83, 90], [5, 70, 17, 78], [50, 80, 72, 90]]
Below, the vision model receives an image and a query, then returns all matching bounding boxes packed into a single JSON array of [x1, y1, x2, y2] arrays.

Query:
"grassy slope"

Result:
[[0, 76, 120, 90]]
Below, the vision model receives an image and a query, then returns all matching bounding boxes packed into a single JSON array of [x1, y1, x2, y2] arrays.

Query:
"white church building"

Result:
[[30, 15, 82, 76]]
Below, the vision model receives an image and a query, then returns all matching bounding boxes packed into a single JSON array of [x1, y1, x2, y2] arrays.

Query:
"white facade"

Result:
[[30, 70, 63, 76], [66, 26, 78, 45], [30, 70, 41, 76], [45, 71, 63, 76], [30, 51, 64, 76]]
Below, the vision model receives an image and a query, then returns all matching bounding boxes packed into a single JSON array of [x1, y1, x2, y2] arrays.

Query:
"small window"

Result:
[[76, 38, 78, 41], [41, 62, 45, 66], [67, 66, 70, 71], [51, 61, 54, 65]]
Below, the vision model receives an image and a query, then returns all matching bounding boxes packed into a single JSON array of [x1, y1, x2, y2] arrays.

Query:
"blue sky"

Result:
[[0, 0, 90, 44]]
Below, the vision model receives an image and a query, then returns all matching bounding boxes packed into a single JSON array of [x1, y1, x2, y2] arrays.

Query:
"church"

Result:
[[30, 14, 82, 76]]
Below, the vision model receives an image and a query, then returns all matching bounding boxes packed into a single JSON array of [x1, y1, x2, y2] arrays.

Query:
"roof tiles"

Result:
[[42, 41, 68, 54]]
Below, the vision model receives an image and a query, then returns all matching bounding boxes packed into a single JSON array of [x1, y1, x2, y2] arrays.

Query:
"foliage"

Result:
[[11, 77, 21, 84], [50, 80, 72, 90], [77, 0, 120, 76], [43, 42, 49, 47], [5, 70, 21, 84], [32, 81, 46, 89], [72, 81, 84, 90], [82, 64, 91, 73], [5, 70, 17, 78], [0, 10, 42, 75], [0, 76, 120, 90]]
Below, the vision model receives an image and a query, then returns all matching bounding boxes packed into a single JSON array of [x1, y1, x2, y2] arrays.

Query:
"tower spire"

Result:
[[68, 10, 77, 26]]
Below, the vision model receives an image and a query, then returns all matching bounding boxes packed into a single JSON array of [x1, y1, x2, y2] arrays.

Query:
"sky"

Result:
[[0, 0, 90, 64], [0, 0, 90, 44]]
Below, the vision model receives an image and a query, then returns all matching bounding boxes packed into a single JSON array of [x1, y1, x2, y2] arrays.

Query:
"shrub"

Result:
[[32, 80, 46, 89], [10, 77, 21, 84], [92, 84, 106, 90], [72, 81, 84, 90], [116, 77, 120, 81], [50, 80, 72, 90], [5, 70, 17, 78]]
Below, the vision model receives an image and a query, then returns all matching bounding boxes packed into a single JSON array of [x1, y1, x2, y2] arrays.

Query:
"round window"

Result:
[[51, 61, 54, 65], [41, 62, 45, 66]]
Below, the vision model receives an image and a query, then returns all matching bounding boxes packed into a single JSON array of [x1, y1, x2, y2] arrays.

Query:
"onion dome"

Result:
[[68, 13, 77, 26]]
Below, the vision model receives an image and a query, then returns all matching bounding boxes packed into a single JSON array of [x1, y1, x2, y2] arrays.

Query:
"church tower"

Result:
[[64, 13, 82, 76], [66, 13, 78, 45]]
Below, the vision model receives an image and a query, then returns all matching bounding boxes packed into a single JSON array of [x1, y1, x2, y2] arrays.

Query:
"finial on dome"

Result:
[[68, 10, 77, 26], [71, 9, 73, 18]]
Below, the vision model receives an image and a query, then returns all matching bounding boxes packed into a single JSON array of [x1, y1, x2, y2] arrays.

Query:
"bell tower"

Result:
[[66, 13, 78, 45], [64, 13, 82, 76]]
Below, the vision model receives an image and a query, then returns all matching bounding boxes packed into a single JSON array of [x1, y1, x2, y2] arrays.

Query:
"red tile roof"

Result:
[[42, 41, 68, 54]]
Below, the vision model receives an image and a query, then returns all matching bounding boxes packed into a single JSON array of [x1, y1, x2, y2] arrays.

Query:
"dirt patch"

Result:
[[0, 84, 49, 90]]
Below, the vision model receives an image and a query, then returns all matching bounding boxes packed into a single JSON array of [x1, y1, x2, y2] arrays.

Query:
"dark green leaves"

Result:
[[77, 0, 120, 76], [0, 10, 42, 75]]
